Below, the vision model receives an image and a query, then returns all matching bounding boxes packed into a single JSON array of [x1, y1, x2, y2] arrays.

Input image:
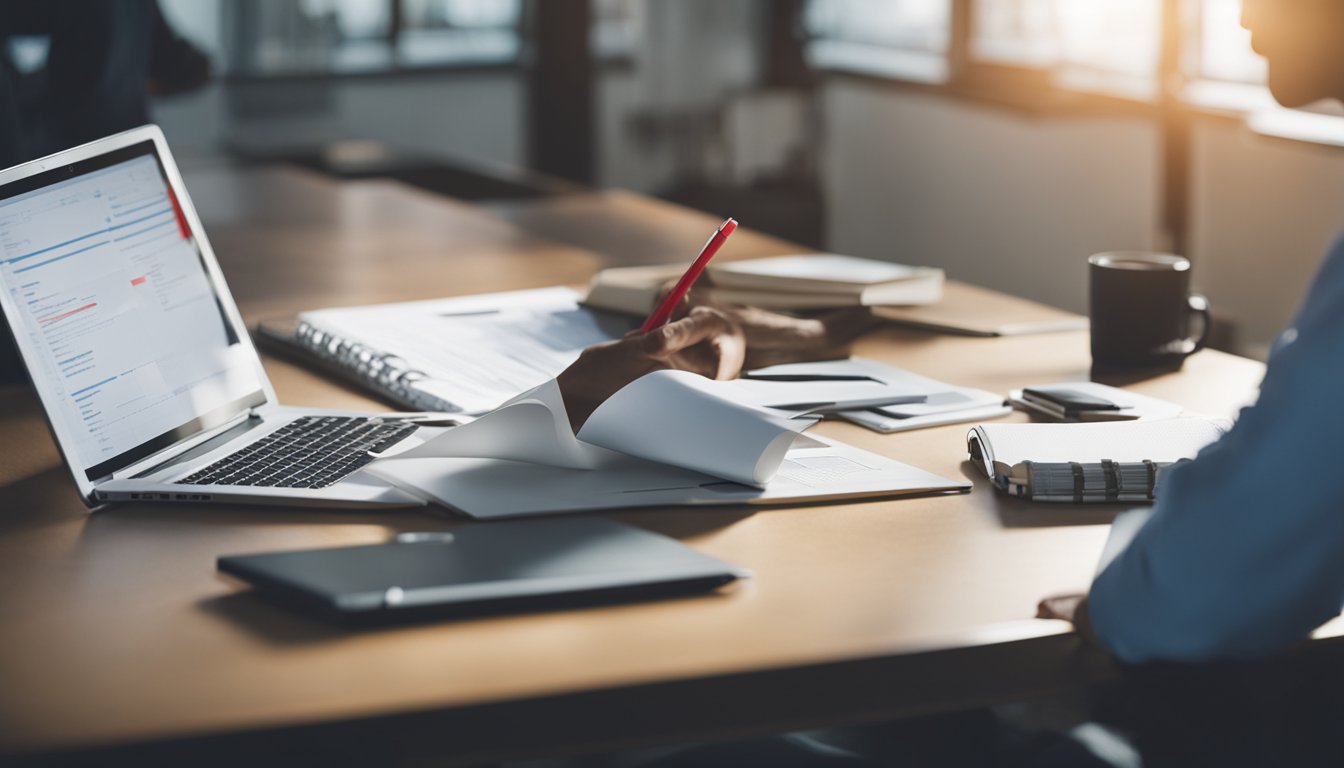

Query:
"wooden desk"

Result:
[[0, 164, 1272, 765]]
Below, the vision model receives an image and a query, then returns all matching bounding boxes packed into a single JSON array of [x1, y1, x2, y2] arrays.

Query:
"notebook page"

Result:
[[979, 418, 1228, 466], [711, 255, 921, 285], [579, 370, 806, 488]]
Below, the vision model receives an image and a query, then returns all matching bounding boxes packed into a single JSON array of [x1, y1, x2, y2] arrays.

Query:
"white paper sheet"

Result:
[[375, 371, 809, 488], [378, 396, 622, 470], [579, 370, 806, 487]]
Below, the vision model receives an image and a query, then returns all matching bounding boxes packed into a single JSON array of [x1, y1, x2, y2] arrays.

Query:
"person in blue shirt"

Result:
[[1038, 0, 1344, 668], [1021, 2, 1344, 764]]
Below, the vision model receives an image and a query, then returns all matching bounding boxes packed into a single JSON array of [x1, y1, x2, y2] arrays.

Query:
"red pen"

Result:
[[641, 217, 738, 333]]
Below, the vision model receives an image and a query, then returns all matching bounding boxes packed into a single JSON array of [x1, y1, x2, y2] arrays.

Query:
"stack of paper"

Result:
[[730, 358, 1009, 433]]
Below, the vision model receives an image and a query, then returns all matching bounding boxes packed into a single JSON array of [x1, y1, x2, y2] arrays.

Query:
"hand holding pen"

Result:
[[642, 218, 738, 332], [555, 217, 745, 432]]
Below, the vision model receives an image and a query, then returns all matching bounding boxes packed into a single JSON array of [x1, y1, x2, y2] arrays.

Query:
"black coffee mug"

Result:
[[1089, 252, 1210, 372]]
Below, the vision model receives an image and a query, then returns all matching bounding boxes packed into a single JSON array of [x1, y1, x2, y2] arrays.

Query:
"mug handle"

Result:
[[1186, 293, 1211, 355]]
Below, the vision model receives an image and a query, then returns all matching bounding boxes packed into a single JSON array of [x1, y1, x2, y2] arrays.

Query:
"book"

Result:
[[583, 255, 944, 314], [967, 418, 1228, 503], [581, 264, 687, 316], [874, 282, 1087, 337], [368, 370, 970, 518], [707, 255, 945, 305]]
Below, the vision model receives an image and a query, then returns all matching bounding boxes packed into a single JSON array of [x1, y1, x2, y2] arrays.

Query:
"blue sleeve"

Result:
[[1088, 237, 1344, 664]]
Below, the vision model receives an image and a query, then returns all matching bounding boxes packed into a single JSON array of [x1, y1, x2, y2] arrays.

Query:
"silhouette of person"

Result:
[[0, 0, 210, 383]]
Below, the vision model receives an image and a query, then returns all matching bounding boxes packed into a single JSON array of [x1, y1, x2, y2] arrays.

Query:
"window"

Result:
[[803, 0, 952, 83], [1181, 0, 1278, 111], [971, 0, 1163, 100], [224, 0, 523, 77], [1187, 0, 1344, 139], [4, 37, 50, 75], [223, 0, 641, 76], [397, 0, 522, 67], [592, 0, 641, 60], [1194, 0, 1263, 85], [227, 0, 392, 75]]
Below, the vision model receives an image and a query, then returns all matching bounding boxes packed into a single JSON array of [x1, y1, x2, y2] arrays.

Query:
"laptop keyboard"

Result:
[[176, 416, 418, 489]]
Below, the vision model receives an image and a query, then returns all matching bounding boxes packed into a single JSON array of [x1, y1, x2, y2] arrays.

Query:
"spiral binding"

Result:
[[1023, 459, 1166, 503], [293, 321, 462, 413]]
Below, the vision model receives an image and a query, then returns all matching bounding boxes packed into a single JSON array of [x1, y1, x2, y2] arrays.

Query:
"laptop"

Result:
[[0, 125, 432, 509], [218, 517, 750, 625]]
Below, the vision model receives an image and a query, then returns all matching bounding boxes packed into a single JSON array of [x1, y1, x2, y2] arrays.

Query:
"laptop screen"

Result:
[[0, 140, 265, 480]]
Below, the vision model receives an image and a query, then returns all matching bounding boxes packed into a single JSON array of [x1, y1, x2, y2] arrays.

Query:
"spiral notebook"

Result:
[[967, 418, 1229, 503], [253, 288, 630, 415]]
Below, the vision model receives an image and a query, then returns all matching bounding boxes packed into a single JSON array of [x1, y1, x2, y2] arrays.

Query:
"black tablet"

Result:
[[218, 517, 749, 625]]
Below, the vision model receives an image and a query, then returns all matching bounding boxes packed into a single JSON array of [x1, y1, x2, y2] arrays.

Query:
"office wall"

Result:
[[820, 80, 1161, 317], [1188, 120, 1344, 355], [819, 78, 1344, 357]]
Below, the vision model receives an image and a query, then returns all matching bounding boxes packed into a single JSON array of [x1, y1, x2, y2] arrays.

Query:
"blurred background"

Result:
[[11, 0, 1344, 359]]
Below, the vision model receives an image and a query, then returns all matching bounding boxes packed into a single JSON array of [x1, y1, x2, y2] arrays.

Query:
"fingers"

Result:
[[712, 327, 746, 379], [1036, 594, 1086, 622], [652, 279, 697, 322], [642, 307, 736, 357], [671, 324, 745, 380], [641, 308, 746, 380]]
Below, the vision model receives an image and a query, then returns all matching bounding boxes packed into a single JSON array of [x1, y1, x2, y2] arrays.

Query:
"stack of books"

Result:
[[584, 254, 945, 314]]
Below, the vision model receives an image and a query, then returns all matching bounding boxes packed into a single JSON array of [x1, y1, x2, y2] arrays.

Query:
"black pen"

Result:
[[740, 374, 885, 383]]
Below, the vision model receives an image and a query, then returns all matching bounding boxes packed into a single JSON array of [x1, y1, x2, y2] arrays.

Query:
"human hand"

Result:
[[1037, 593, 1097, 644], [730, 304, 882, 369], [556, 307, 745, 432], [661, 282, 882, 370]]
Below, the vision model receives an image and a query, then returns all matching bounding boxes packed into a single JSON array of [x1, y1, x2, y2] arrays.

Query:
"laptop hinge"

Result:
[[107, 411, 257, 481]]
